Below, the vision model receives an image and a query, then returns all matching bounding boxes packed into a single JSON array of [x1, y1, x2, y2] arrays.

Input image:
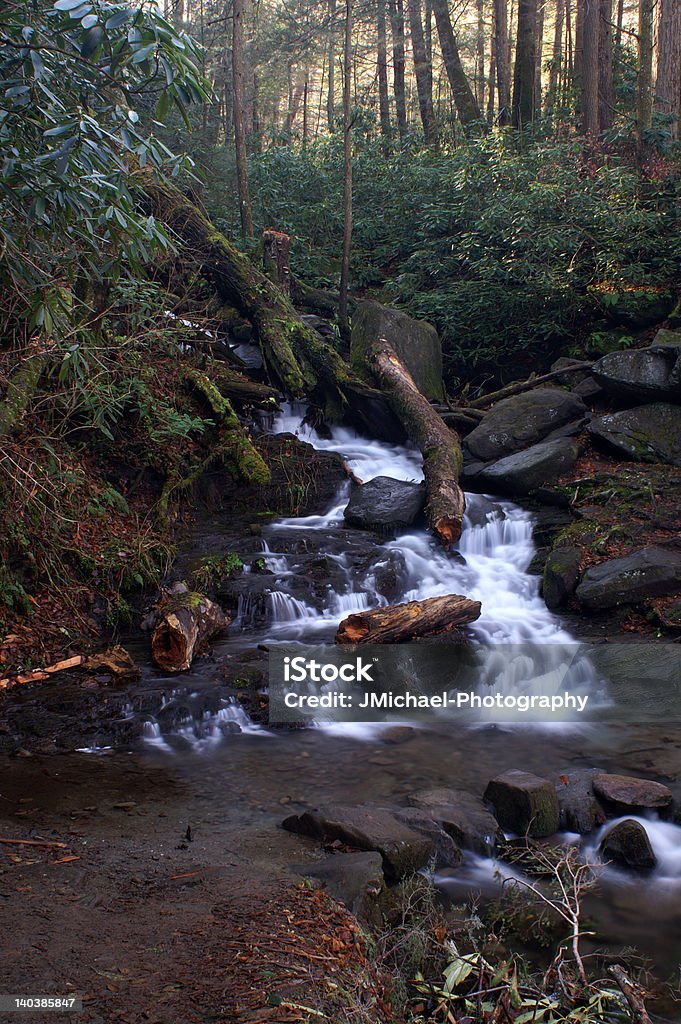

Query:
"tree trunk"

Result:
[[377, 0, 393, 143], [150, 586, 228, 673], [327, 0, 337, 129], [487, 22, 497, 122], [581, 0, 599, 134], [408, 0, 437, 142], [494, 0, 511, 122], [598, 0, 613, 131], [574, 0, 585, 113], [546, 0, 564, 113], [389, 0, 409, 137], [366, 339, 466, 546], [336, 593, 481, 644], [339, 0, 353, 336], [263, 229, 292, 297], [655, 0, 681, 140], [534, 0, 545, 114], [512, 0, 538, 127], [614, 0, 624, 48], [233, 0, 253, 237], [432, 0, 483, 130], [637, 0, 655, 145], [476, 0, 486, 107]]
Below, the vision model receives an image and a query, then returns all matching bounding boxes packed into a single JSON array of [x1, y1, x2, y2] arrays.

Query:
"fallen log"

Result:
[[608, 965, 652, 1024], [367, 339, 466, 547], [150, 584, 229, 672], [467, 360, 593, 410], [336, 594, 481, 644]]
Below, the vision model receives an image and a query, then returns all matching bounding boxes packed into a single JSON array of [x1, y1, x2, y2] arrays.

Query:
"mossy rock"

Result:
[[542, 545, 581, 610], [351, 300, 444, 401]]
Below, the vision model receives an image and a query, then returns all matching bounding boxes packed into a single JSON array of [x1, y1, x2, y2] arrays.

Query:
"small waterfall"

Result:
[[261, 540, 290, 574], [593, 816, 681, 885], [330, 591, 372, 615], [269, 591, 317, 622]]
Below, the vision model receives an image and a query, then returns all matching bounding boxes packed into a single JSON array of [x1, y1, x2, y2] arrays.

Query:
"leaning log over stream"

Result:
[[367, 339, 466, 547], [336, 594, 481, 644], [148, 584, 228, 673]]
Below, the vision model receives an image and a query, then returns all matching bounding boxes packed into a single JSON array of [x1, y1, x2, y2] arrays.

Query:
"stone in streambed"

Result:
[[576, 546, 681, 609], [593, 773, 673, 813], [542, 546, 582, 610], [464, 388, 586, 462], [468, 439, 580, 496], [394, 808, 463, 868], [295, 851, 386, 925], [409, 787, 504, 854], [588, 403, 681, 467], [484, 770, 560, 838], [554, 770, 606, 834], [281, 804, 433, 880], [344, 476, 425, 532], [591, 348, 681, 403], [600, 819, 657, 870]]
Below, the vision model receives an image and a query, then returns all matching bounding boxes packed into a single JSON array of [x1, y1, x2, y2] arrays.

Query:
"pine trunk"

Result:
[[494, 0, 511, 122], [389, 0, 409, 137], [377, 0, 393, 142], [655, 0, 681, 140], [408, 0, 437, 143], [511, 0, 538, 127], [432, 0, 482, 129], [581, 0, 599, 135]]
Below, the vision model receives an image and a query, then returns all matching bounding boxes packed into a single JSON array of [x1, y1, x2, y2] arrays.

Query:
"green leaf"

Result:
[[105, 8, 133, 30], [81, 13, 98, 29], [81, 24, 103, 57], [53, 0, 87, 10]]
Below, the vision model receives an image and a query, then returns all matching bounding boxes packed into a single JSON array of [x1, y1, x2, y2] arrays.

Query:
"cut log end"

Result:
[[433, 516, 462, 549], [150, 590, 228, 673]]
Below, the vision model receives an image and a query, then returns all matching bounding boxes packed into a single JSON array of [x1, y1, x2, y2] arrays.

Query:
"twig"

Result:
[[0, 838, 67, 849]]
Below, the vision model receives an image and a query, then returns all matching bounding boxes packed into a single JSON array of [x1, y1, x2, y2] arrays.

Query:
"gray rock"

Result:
[[554, 770, 606, 834], [473, 439, 580, 496], [576, 546, 681, 609], [649, 328, 681, 352], [281, 804, 433, 880], [394, 808, 463, 867], [351, 300, 444, 400], [588, 403, 681, 467], [409, 787, 503, 854], [543, 546, 582, 610], [344, 476, 425, 532], [484, 770, 560, 838], [593, 773, 673, 812], [464, 494, 504, 529], [591, 348, 681, 403], [296, 851, 385, 924], [464, 388, 586, 462], [600, 819, 657, 870]]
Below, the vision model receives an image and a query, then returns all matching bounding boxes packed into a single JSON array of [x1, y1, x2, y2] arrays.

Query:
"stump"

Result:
[[150, 585, 229, 672]]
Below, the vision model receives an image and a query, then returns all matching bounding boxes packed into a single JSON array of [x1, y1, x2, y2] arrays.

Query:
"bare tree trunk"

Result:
[[614, 0, 624, 48], [327, 0, 337, 130], [389, 0, 409, 137], [637, 0, 655, 146], [655, 0, 681, 140], [598, 0, 613, 130], [564, 0, 573, 105], [408, 0, 437, 142], [377, 0, 393, 142], [487, 10, 497, 121], [339, 0, 353, 337], [547, 0, 565, 113], [534, 0, 545, 114], [494, 0, 511, 122], [302, 69, 309, 146], [512, 0, 538, 126], [581, 0, 599, 134], [476, 0, 486, 107], [574, 0, 585, 114], [233, 0, 253, 237], [251, 71, 262, 151], [284, 71, 306, 133], [432, 0, 482, 129]]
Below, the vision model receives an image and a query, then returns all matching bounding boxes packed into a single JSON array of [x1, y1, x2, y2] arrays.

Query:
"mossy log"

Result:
[[190, 367, 278, 409], [150, 586, 229, 672], [144, 178, 390, 429], [336, 593, 481, 644], [368, 339, 466, 547]]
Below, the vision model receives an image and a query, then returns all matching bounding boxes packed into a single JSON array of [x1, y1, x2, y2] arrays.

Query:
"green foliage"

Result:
[[235, 131, 680, 385], [191, 552, 243, 591]]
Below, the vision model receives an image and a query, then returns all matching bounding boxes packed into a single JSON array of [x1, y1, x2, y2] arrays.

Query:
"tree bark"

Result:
[[432, 0, 483, 130], [408, 0, 437, 142], [263, 229, 291, 297], [150, 587, 229, 672], [476, 0, 486, 107], [327, 0, 337, 130], [511, 0, 538, 127], [233, 0, 253, 237], [339, 0, 353, 336], [637, 0, 655, 146], [655, 0, 681, 140], [377, 0, 392, 143], [598, 0, 613, 131], [389, 0, 409, 138], [494, 0, 511, 122], [581, 0, 599, 135], [336, 593, 481, 644], [546, 0, 564, 113], [534, 0, 545, 115], [367, 339, 466, 547]]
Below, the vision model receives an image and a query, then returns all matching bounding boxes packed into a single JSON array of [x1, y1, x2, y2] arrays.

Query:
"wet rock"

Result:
[[591, 348, 681, 404], [351, 300, 444, 400], [296, 851, 386, 926], [649, 328, 681, 353], [600, 819, 657, 870], [344, 476, 426, 533], [464, 494, 504, 528], [469, 439, 580, 496], [394, 808, 463, 868], [588, 403, 681, 467], [554, 770, 606, 834], [409, 787, 503, 854], [281, 804, 433, 880], [576, 546, 681, 610], [464, 388, 586, 462], [593, 773, 673, 813], [484, 770, 560, 838], [542, 546, 582, 610]]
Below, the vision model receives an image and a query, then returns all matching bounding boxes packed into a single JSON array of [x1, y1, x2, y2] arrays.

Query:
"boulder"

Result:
[[470, 439, 580, 496], [543, 546, 582, 610], [343, 476, 425, 532], [591, 348, 681, 404], [464, 388, 586, 462], [593, 773, 673, 813], [464, 494, 504, 529], [394, 808, 463, 867], [408, 787, 503, 854], [281, 804, 433, 880], [649, 328, 681, 353], [296, 851, 385, 925], [554, 770, 606, 834], [588, 403, 681, 467], [576, 546, 681, 609], [351, 300, 444, 401], [600, 819, 657, 870], [484, 770, 560, 838]]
